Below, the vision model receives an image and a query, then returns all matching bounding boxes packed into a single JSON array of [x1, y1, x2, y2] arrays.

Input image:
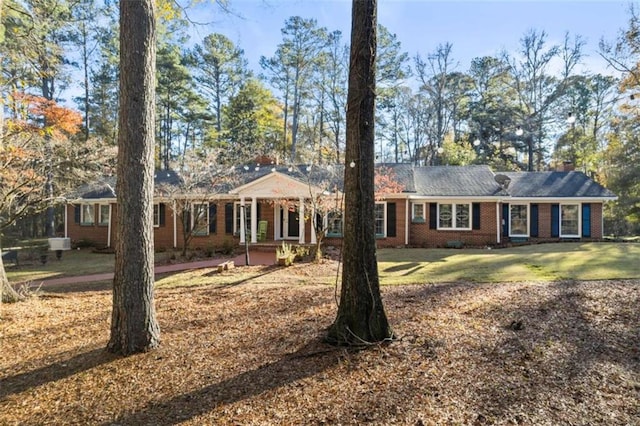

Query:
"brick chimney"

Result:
[[561, 160, 575, 172]]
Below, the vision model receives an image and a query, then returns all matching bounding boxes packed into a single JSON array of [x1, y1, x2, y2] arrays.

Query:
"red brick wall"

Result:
[[405, 201, 499, 248], [68, 199, 607, 251]]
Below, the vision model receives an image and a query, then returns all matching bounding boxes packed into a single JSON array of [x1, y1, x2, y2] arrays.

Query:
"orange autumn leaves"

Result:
[[6, 93, 82, 140]]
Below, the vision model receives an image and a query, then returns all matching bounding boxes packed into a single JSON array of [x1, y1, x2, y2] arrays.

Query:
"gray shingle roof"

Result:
[[503, 171, 617, 198], [413, 165, 506, 197], [71, 165, 616, 200]]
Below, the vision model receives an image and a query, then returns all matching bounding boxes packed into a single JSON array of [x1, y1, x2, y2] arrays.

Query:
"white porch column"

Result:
[[298, 197, 305, 244], [274, 204, 280, 240], [251, 197, 258, 243], [64, 203, 68, 238], [240, 197, 246, 244], [310, 205, 317, 244]]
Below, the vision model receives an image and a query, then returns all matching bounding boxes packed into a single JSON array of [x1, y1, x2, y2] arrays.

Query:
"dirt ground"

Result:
[[1, 261, 639, 425]]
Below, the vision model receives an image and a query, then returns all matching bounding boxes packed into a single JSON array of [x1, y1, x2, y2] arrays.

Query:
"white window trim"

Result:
[[560, 203, 581, 238], [234, 202, 252, 235], [98, 204, 110, 226], [411, 202, 426, 223], [192, 202, 209, 236], [325, 210, 343, 237], [509, 203, 529, 238], [437, 202, 472, 231], [81, 204, 95, 226], [153, 203, 160, 228], [375, 201, 387, 237]]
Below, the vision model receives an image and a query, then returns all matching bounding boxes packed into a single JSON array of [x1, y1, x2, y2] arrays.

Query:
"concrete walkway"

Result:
[[37, 250, 276, 287]]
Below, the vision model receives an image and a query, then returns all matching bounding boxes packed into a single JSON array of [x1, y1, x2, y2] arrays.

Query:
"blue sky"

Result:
[[190, 0, 630, 76]]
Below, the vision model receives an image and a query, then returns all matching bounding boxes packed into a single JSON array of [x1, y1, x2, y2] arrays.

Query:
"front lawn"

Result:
[[1, 277, 638, 424], [6, 242, 640, 286]]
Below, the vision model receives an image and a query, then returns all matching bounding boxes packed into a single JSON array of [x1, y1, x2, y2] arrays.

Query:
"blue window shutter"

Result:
[[472, 203, 481, 230], [429, 203, 437, 229], [74, 205, 81, 224], [225, 203, 234, 234], [582, 203, 591, 237], [209, 203, 217, 234], [530, 204, 539, 237], [551, 204, 560, 237], [502, 203, 509, 236], [387, 203, 396, 237]]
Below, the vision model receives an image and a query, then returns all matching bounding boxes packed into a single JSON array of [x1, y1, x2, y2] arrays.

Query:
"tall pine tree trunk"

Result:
[[107, 0, 160, 355], [326, 0, 392, 346]]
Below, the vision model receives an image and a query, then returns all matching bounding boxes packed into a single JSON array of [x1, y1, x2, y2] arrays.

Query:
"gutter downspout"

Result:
[[496, 201, 501, 244], [405, 199, 409, 246], [107, 204, 112, 247], [173, 200, 177, 249]]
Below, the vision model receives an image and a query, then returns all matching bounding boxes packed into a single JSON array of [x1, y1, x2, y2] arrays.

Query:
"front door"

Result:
[[287, 208, 299, 238]]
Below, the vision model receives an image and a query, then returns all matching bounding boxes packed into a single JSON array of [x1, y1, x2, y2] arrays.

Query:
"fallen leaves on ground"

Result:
[[1, 262, 639, 425]]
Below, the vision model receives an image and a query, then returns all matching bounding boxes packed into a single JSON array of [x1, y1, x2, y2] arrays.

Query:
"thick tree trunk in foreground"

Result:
[[326, 0, 392, 345], [107, 0, 160, 355]]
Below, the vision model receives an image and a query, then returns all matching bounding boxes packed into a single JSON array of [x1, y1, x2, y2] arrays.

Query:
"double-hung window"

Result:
[[153, 204, 161, 227], [192, 203, 209, 236], [438, 203, 471, 230], [326, 210, 343, 237], [81, 204, 95, 226], [560, 204, 580, 237], [509, 204, 528, 236], [98, 205, 110, 226], [234, 202, 252, 235], [412, 203, 425, 223], [374, 202, 386, 237]]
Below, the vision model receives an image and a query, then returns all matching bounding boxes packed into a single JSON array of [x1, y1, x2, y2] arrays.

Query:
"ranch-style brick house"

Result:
[[63, 164, 617, 251]]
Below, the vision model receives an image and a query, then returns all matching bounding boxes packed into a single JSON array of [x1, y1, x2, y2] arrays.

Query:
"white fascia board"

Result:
[[508, 196, 618, 203]]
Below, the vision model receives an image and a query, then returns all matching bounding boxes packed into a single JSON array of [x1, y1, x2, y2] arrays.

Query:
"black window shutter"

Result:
[[225, 203, 234, 234], [502, 203, 509, 236], [387, 202, 396, 237], [530, 204, 539, 237], [472, 203, 481, 230], [582, 203, 591, 237], [184, 208, 191, 232], [429, 203, 438, 229], [159, 203, 166, 227], [209, 203, 217, 234], [74, 205, 81, 224], [551, 204, 560, 237]]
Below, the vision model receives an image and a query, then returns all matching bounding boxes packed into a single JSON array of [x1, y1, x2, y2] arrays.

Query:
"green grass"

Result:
[[377, 242, 640, 284], [5, 242, 639, 286], [5, 248, 174, 283]]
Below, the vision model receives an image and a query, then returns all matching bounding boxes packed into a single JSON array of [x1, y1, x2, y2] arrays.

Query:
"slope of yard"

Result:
[[1, 261, 639, 425]]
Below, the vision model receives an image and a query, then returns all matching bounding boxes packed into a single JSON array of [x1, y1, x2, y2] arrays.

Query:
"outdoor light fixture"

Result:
[[515, 126, 524, 136], [349, 161, 356, 168], [473, 139, 480, 146], [567, 112, 576, 124]]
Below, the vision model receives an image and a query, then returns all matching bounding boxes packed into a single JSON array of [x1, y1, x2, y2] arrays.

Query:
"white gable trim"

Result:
[[229, 171, 326, 198]]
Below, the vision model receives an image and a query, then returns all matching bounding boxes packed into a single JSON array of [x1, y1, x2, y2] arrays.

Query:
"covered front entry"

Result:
[[279, 206, 300, 240], [230, 171, 324, 245]]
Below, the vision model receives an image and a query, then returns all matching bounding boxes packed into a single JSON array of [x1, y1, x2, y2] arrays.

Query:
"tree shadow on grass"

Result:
[[0, 347, 118, 400], [105, 337, 342, 426]]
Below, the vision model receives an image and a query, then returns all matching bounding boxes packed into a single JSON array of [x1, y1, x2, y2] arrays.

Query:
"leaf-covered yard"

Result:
[[1, 262, 639, 425]]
